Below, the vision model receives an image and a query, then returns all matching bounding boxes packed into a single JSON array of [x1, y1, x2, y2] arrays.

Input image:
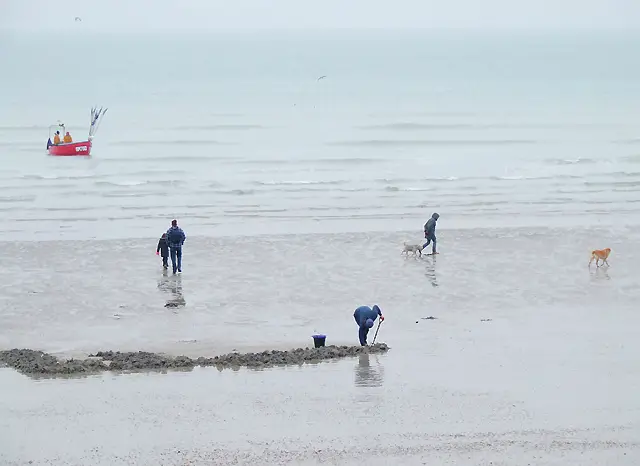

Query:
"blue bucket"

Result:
[[312, 334, 326, 348]]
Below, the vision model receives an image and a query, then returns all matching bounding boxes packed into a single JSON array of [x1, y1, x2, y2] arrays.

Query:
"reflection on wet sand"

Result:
[[157, 272, 186, 309], [590, 266, 611, 281], [424, 255, 438, 287], [354, 353, 384, 388]]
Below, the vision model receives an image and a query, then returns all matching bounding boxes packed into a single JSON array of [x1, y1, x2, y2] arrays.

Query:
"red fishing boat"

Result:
[[47, 107, 107, 157]]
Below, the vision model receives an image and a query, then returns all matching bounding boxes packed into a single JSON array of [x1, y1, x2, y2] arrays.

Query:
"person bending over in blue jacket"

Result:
[[423, 212, 439, 254], [353, 305, 384, 346], [166, 219, 186, 274]]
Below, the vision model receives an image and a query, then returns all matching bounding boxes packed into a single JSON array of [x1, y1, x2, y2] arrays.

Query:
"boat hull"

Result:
[[48, 140, 92, 156]]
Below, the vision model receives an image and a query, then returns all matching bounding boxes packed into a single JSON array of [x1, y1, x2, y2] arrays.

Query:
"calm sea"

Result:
[[1, 30, 640, 241]]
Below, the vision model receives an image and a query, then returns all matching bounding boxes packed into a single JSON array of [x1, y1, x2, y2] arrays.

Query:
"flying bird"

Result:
[[74, 17, 82, 22], [317, 75, 327, 81]]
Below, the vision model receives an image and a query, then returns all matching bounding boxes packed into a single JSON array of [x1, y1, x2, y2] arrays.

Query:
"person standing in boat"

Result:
[[63, 132, 73, 143], [166, 219, 186, 274], [53, 131, 61, 145]]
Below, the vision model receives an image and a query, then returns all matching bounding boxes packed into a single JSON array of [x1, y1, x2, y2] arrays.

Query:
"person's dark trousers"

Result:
[[358, 326, 369, 346], [353, 313, 370, 346], [423, 234, 437, 254], [170, 247, 182, 273], [161, 255, 168, 269], [354, 315, 370, 346]]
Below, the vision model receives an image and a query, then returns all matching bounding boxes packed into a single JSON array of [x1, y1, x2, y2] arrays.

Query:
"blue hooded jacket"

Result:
[[424, 213, 439, 237], [354, 305, 382, 327], [166, 226, 186, 248]]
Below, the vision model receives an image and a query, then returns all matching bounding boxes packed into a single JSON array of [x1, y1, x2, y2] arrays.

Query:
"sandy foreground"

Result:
[[1, 228, 640, 464], [2, 311, 640, 466]]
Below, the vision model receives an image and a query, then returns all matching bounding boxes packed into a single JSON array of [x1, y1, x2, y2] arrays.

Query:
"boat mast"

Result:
[[88, 106, 108, 140]]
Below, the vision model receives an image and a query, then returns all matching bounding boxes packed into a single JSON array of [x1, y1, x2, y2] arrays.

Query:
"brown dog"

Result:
[[589, 248, 611, 267]]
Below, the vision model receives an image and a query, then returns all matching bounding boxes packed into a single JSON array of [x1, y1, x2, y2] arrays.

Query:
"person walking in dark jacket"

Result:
[[156, 233, 169, 269], [423, 212, 439, 254], [166, 219, 186, 274], [353, 305, 384, 346]]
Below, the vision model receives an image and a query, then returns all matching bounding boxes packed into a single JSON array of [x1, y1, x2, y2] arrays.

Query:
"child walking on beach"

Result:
[[156, 233, 169, 269]]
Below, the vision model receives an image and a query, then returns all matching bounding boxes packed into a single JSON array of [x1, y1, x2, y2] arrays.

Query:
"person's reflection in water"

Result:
[[425, 255, 438, 287], [157, 272, 186, 310], [354, 353, 384, 388]]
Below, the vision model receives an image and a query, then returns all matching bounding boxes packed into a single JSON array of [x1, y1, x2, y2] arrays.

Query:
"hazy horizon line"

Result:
[[3, 25, 639, 36]]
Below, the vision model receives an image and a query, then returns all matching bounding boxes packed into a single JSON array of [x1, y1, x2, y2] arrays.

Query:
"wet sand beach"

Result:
[[2, 227, 640, 464], [0, 228, 637, 358]]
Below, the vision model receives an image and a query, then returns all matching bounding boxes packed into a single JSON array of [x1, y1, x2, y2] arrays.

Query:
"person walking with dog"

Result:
[[353, 305, 384, 346], [422, 212, 439, 255], [166, 219, 186, 274]]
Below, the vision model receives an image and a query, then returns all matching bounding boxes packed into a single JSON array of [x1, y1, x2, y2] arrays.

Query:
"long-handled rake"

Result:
[[371, 320, 382, 345]]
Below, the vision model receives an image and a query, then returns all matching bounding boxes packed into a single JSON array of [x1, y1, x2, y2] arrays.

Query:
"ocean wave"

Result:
[[224, 208, 287, 214], [21, 174, 63, 180], [15, 217, 100, 223], [358, 122, 627, 131], [120, 169, 191, 177], [357, 123, 480, 130], [107, 140, 233, 147], [5, 183, 77, 191], [119, 205, 178, 211], [254, 180, 347, 186], [233, 157, 382, 166], [327, 139, 540, 147], [491, 175, 537, 181], [309, 157, 382, 165], [251, 186, 371, 194], [30, 206, 96, 212], [170, 124, 264, 131], [95, 180, 145, 187], [546, 157, 596, 165], [384, 186, 436, 192], [375, 177, 460, 183], [0, 195, 36, 203], [307, 205, 383, 212], [449, 200, 512, 207], [414, 191, 505, 200], [95, 180, 184, 188], [101, 155, 236, 163], [57, 190, 101, 197], [489, 175, 582, 181], [216, 189, 255, 195], [367, 111, 478, 118], [101, 192, 160, 198], [376, 175, 579, 184], [552, 188, 609, 194], [21, 173, 102, 181], [584, 181, 640, 189], [608, 171, 640, 178]]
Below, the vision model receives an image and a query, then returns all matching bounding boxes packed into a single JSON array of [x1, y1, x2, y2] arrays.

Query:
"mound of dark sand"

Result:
[[0, 344, 389, 376]]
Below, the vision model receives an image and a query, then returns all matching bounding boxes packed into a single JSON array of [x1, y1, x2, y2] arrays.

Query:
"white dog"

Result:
[[402, 242, 424, 256]]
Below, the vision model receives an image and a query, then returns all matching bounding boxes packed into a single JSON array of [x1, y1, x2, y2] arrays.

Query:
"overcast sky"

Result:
[[3, 0, 640, 33]]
